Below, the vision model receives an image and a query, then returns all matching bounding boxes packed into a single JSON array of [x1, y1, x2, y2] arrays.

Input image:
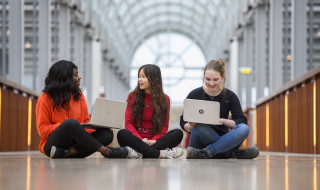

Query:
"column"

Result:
[[229, 37, 239, 94], [238, 36, 244, 107], [291, 0, 307, 79], [8, 0, 24, 84], [105, 60, 112, 98], [2, 0, 7, 77], [38, 0, 51, 91], [269, 0, 284, 92], [58, 3, 70, 60], [255, 3, 268, 99], [244, 23, 254, 108], [84, 37, 92, 110], [100, 59, 106, 98], [73, 24, 84, 78], [91, 39, 102, 103], [242, 27, 248, 108]]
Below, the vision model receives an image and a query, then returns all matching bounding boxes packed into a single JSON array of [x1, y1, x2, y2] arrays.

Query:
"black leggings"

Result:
[[117, 129, 183, 158], [43, 119, 113, 158]]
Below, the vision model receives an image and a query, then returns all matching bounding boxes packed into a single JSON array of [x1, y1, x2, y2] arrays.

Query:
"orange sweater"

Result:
[[36, 93, 94, 154]]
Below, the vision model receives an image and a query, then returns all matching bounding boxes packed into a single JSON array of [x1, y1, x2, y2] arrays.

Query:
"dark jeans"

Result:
[[117, 128, 183, 158], [43, 119, 113, 158]]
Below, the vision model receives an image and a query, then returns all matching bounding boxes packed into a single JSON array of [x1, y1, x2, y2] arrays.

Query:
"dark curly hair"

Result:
[[129, 64, 168, 134], [43, 60, 82, 111]]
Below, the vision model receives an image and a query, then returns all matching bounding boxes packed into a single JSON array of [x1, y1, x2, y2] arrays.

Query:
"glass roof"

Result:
[[87, 0, 238, 70], [130, 32, 206, 104]]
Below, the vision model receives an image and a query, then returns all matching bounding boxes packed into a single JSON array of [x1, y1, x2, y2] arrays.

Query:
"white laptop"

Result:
[[183, 99, 222, 125], [82, 98, 127, 129]]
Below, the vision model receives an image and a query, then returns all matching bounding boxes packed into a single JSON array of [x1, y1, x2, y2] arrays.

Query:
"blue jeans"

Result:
[[189, 123, 249, 158]]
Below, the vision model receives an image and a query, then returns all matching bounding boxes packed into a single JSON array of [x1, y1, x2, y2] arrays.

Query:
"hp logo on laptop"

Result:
[[199, 109, 204, 114]]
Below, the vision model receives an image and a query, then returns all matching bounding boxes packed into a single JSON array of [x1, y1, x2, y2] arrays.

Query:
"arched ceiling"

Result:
[[89, 0, 235, 68]]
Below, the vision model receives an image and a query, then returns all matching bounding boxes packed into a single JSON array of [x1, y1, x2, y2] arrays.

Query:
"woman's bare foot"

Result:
[[98, 146, 109, 157]]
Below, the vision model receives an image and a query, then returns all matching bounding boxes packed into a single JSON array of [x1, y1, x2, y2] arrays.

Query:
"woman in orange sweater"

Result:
[[36, 60, 128, 158]]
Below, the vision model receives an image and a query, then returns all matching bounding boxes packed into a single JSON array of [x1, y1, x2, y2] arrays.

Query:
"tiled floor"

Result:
[[0, 151, 319, 190]]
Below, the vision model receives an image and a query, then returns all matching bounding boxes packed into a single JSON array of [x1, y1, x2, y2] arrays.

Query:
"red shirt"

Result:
[[125, 92, 170, 141], [36, 93, 94, 154]]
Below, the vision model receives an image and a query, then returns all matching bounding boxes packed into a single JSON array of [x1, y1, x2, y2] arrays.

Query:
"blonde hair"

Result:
[[203, 60, 228, 103], [203, 60, 226, 86]]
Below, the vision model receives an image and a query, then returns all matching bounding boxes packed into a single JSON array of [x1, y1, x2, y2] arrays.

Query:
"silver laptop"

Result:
[[82, 98, 127, 129], [183, 99, 222, 125]]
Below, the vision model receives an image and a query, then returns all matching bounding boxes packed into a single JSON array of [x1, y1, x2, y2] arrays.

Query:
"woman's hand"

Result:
[[148, 140, 156, 146], [219, 118, 236, 128], [184, 122, 196, 132], [142, 138, 149, 144], [142, 138, 156, 146], [189, 122, 196, 129]]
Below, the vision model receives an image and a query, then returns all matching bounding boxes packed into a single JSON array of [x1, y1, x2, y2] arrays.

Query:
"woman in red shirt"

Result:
[[36, 60, 128, 158], [117, 64, 183, 159]]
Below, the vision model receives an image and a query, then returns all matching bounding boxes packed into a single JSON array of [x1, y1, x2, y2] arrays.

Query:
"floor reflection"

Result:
[[0, 151, 319, 190], [314, 158, 318, 190]]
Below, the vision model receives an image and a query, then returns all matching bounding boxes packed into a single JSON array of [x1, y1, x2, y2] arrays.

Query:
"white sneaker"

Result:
[[160, 147, 183, 159], [126, 146, 143, 159]]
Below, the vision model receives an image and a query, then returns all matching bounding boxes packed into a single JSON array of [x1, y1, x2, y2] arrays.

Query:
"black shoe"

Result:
[[232, 147, 259, 159], [50, 146, 68, 159], [186, 147, 213, 159], [105, 147, 129, 158]]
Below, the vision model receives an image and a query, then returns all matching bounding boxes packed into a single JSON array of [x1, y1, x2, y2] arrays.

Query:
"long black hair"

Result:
[[129, 64, 168, 134], [43, 60, 81, 111]]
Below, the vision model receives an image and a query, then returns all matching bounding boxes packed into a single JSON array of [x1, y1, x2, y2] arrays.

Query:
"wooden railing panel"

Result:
[[241, 109, 253, 149], [269, 96, 285, 152], [287, 83, 314, 153], [30, 98, 40, 150], [0, 89, 29, 151], [17, 95, 29, 151], [256, 104, 266, 151], [299, 82, 313, 153], [287, 89, 298, 153], [0, 89, 11, 151], [1, 90, 16, 151], [316, 78, 320, 154], [242, 111, 251, 149]]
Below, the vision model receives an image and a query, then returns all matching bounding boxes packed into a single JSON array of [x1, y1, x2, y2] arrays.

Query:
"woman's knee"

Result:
[[235, 123, 249, 137], [53, 119, 82, 134], [97, 129, 114, 145], [117, 129, 130, 140], [176, 129, 183, 139], [100, 128, 113, 136], [171, 129, 183, 140], [190, 125, 200, 139], [61, 119, 81, 129], [193, 124, 211, 136], [117, 129, 132, 146]]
